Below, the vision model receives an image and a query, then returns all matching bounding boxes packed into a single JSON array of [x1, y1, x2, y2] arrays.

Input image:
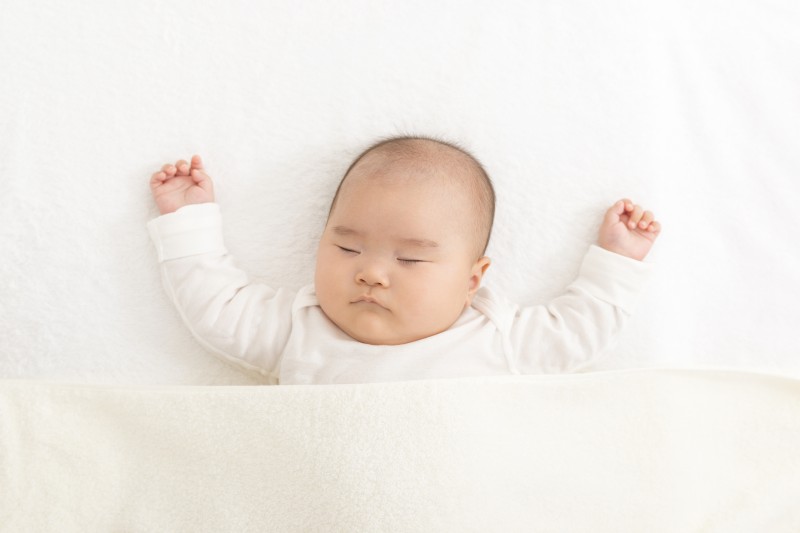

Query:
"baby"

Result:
[[148, 136, 660, 384]]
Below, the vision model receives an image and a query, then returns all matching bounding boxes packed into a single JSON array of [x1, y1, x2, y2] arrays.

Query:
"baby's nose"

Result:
[[356, 260, 390, 287]]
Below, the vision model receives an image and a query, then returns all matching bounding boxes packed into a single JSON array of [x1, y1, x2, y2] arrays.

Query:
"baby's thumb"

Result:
[[191, 168, 214, 191], [603, 201, 624, 225]]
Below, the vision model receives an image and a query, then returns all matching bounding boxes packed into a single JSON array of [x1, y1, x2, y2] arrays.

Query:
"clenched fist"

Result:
[[150, 154, 215, 215], [597, 199, 662, 261]]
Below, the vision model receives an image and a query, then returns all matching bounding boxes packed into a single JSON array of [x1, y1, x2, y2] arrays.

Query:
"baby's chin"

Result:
[[319, 298, 459, 345], [340, 324, 412, 346], [335, 316, 434, 346]]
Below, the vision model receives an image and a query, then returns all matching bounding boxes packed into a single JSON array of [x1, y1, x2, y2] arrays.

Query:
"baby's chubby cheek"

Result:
[[313, 257, 338, 310], [402, 269, 472, 324]]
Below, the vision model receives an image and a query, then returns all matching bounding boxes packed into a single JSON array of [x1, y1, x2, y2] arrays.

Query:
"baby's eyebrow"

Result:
[[332, 226, 361, 237], [332, 226, 439, 248], [398, 237, 439, 248]]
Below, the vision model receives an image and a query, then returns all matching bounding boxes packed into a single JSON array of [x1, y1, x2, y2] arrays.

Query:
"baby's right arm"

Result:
[[148, 157, 293, 381]]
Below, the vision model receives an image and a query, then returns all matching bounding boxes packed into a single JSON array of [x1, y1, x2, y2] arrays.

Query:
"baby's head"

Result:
[[314, 136, 495, 345]]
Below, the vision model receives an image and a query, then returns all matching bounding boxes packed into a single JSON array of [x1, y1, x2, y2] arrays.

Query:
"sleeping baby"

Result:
[[147, 136, 661, 384]]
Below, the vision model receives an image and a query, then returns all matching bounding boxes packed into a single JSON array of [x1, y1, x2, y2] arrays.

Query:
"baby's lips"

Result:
[[352, 295, 389, 309]]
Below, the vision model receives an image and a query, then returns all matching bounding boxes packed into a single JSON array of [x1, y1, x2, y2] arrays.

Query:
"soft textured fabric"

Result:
[[2, 368, 799, 532], [147, 203, 654, 384]]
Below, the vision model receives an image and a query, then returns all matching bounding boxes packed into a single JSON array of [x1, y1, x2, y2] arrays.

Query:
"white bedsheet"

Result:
[[2, 368, 799, 532], [1, 1, 799, 383]]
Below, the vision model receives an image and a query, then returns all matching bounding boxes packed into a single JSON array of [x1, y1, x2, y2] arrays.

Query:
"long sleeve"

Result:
[[147, 203, 295, 380], [494, 245, 654, 373]]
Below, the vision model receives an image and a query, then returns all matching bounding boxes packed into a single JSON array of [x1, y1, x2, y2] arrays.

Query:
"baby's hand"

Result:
[[150, 155, 215, 215], [597, 199, 662, 261]]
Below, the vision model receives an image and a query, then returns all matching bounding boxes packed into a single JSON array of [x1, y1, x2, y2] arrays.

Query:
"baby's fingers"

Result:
[[189, 155, 208, 186], [190, 154, 204, 170], [637, 210, 654, 229], [621, 198, 635, 212], [604, 200, 628, 224], [628, 205, 644, 229], [175, 159, 191, 176], [149, 170, 167, 189], [150, 163, 176, 185], [161, 163, 177, 176], [190, 167, 215, 192]]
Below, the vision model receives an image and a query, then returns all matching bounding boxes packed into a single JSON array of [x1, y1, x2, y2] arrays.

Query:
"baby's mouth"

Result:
[[352, 294, 388, 309]]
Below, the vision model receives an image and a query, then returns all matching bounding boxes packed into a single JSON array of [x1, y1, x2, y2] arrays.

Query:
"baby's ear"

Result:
[[467, 256, 491, 295]]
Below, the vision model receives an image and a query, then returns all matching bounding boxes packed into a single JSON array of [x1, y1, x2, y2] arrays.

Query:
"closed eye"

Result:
[[337, 245, 359, 254], [398, 258, 424, 265]]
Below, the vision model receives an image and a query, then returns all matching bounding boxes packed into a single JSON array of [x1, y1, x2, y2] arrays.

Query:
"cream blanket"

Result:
[[1, 368, 799, 532]]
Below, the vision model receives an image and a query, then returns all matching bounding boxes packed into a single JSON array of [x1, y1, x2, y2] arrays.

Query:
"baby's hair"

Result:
[[328, 134, 496, 258]]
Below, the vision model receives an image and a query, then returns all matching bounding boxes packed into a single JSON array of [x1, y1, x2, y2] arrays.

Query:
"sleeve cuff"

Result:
[[569, 244, 655, 314], [147, 203, 227, 262]]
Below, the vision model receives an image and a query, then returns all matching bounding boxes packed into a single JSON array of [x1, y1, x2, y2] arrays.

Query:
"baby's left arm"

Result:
[[597, 199, 662, 261]]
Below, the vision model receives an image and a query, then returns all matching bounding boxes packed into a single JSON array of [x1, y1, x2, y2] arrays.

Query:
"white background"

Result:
[[1, 0, 798, 384]]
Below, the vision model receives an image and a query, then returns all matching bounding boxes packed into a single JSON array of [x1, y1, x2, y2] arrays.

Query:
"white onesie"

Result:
[[148, 203, 654, 385]]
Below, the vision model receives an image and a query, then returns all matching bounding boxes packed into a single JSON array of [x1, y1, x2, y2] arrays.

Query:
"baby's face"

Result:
[[314, 159, 489, 345]]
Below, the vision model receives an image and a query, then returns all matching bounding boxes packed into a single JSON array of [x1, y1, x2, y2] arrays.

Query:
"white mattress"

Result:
[[1, 1, 798, 383]]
